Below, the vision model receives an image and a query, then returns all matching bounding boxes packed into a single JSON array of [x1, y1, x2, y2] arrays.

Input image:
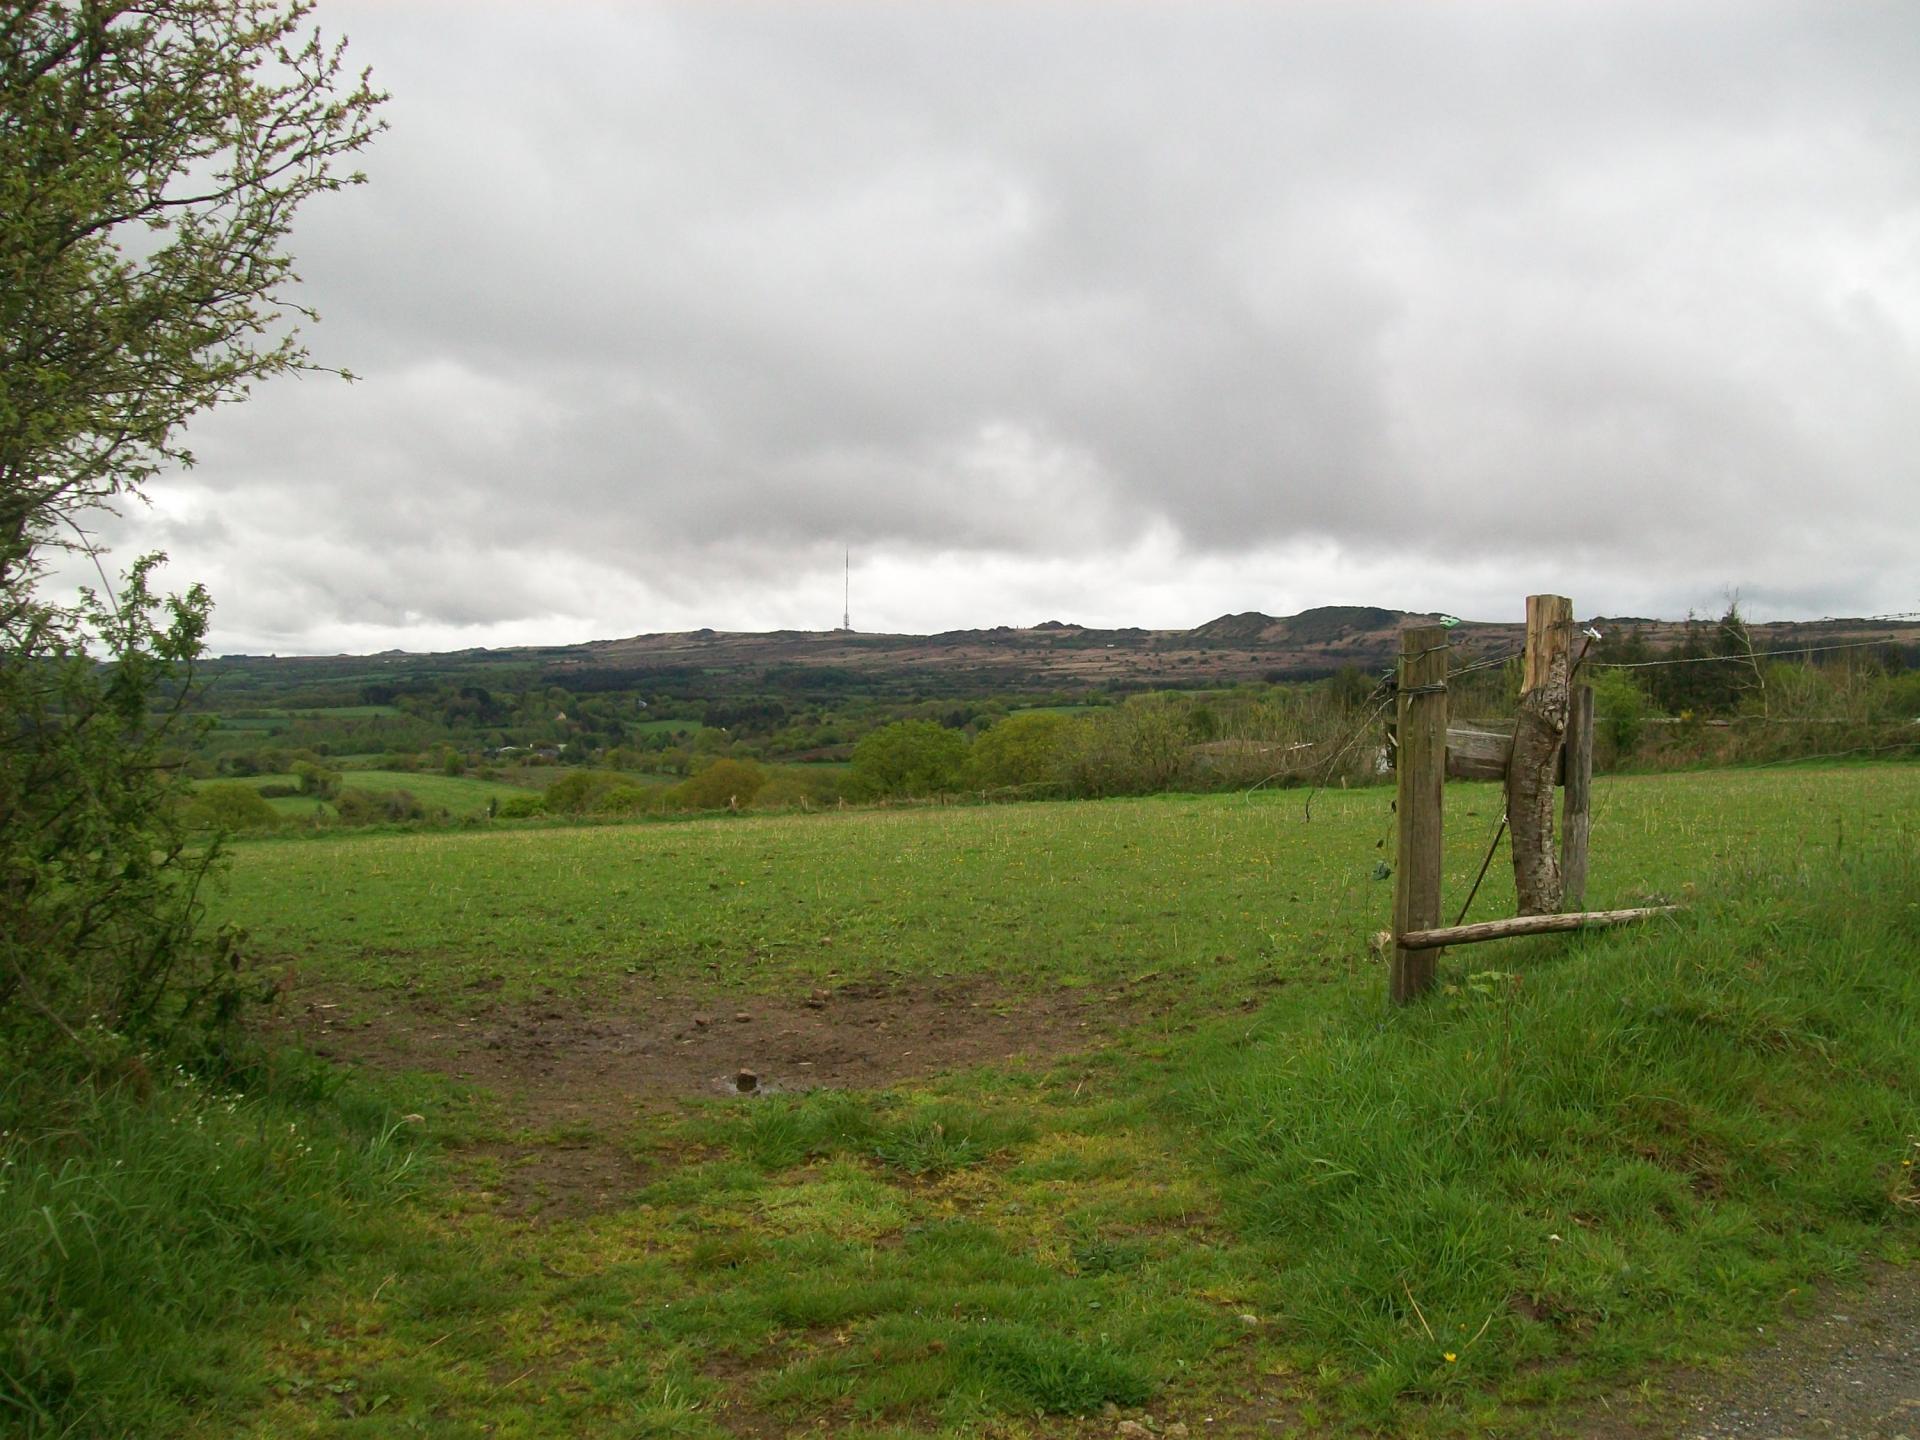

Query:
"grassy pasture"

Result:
[[213, 764, 1916, 1002], [196, 769, 534, 820], [632, 716, 705, 736], [212, 712, 292, 731], [56, 763, 1915, 1437], [335, 769, 537, 815]]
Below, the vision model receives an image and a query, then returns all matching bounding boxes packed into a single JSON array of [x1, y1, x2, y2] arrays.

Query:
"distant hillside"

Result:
[[207, 607, 1920, 702]]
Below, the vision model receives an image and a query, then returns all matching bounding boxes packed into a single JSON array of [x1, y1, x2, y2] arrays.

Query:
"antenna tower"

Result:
[[841, 550, 851, 633]]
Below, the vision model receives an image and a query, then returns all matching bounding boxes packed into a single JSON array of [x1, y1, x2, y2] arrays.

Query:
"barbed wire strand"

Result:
[[1297, 690, 1396, 822], [1591, 636, 1915, 669], [1290, 643, 1522, 821]]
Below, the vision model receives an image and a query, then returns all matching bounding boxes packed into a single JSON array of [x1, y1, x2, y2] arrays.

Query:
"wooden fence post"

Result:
[[1561, 682, 1594, 909], [1508, 595, 1572, 915], [1391, 625, 1449, 1004]]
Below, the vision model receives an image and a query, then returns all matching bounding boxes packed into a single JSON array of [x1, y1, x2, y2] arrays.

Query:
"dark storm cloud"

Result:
[[99, 1, 1920, 652]]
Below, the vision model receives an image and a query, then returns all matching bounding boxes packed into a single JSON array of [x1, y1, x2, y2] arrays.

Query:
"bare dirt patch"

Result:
[[267, 974, 1125, 1219]]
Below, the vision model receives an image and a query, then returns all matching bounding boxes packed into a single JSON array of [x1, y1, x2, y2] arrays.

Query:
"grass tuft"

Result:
[[1172, 839, 1920, 1418], [0, 1055, 425, 1436]]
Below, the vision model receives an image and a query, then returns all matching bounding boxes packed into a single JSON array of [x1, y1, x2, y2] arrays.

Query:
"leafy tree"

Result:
[[2, 1, 385, 575], [1647, 606, 1754, 716], [851, 719, 969, 798], [969, 711, 1072, 791], [1, 2, 384, 1063], [1588, 668, 1650, 758], [291, 757, 340, 799]]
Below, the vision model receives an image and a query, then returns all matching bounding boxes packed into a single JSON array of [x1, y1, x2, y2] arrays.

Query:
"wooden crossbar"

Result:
[[1396, 905, 1681, 952]]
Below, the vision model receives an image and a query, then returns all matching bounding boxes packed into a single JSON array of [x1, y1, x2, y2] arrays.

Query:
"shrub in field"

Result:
[[291, 758, 341, 800], [970, 711, 1075, 792], [1055, 695, 1190, 797], [671, 757, 769, 810], [597, 783, 660, 815], [543, 769, 635, 815], [1882, 669, 1920, 721], [184, 782, 279, 832], [850, 719, 969, 798], [0, 567, 248, 1066], [748, 775, 818, 810], [334, 788, 428, 825]]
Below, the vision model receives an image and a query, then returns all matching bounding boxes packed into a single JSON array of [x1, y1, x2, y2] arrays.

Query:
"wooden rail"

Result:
[[1396, 905, 1681, 952], [1424, 724, 1572, 784]]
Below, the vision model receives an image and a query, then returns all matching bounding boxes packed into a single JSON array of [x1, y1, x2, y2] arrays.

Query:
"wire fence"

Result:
[[1588, 636, 1917, 669]]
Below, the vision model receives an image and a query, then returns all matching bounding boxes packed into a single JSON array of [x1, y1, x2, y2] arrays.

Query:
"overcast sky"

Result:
[[78, 1, 1920, 655]]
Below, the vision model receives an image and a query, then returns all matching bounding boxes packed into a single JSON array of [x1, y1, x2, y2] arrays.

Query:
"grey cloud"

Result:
[[107, 1, 1920, 650]]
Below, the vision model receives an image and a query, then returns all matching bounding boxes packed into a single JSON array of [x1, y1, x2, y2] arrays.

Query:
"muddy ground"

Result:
[[267, 979, 1915, 1436], [273, 973, 1130, 1217]]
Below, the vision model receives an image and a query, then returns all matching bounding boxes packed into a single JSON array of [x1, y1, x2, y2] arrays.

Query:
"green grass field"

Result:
[[632, 716, 705, 737], [335, 769, 537, 815], [211, 764, 1916, 1000], [14, 764, 1915, 1437], [197, 769, 535, 820]]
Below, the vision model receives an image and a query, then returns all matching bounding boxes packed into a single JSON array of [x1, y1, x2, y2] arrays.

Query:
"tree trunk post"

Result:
[[1561, 682, 1594, 909], [1508, 594, 1572, 915], [1391, 625, 1449, 1004]]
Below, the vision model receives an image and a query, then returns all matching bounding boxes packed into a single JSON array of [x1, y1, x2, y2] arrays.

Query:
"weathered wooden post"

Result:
[[1561, 681, 1595, 909], [1391, 625, 1449, 1004], [1508, 595, 1572, 915]]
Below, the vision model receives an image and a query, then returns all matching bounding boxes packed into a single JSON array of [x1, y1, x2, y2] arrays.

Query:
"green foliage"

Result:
[[671, 757, 768, 811], [0, 1058, 423, 1436], [1589, 666, 1650, 755], [333, 787, 428, 825], [870, 1102, 1037, 1177], [1644, 606, 1759, 716], [0, 563, 249, 1062], [957, 1320, 1154, 1412], [969, 710, 1074, 791], [0, 1, 386, 558], [747, 774, 823, 810], [1, 1, 383, 1065], [181, 767, 1920, 1433], [291, 758, 341, 799], [1056, 694, 1191, 796], [700, 1093, 1037, 1178], [184, 780, 279, 832], [543, 768, 637, 815], [850, 719, 969, 797], [1885, 668, 1920, 719], [597, 783, 660, 815]]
